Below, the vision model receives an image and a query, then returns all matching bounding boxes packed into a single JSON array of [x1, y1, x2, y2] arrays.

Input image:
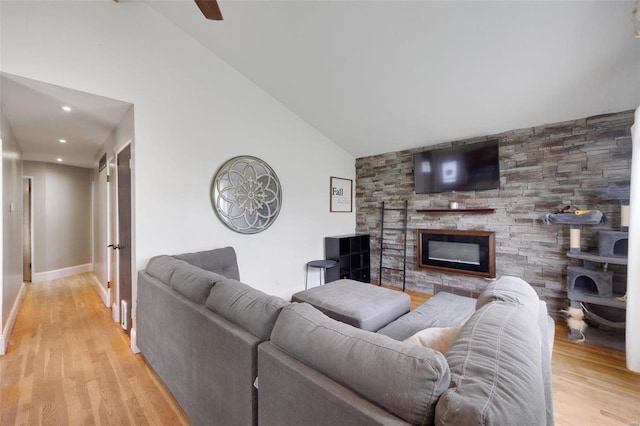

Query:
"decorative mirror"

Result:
[[212, 156, 282, 234]]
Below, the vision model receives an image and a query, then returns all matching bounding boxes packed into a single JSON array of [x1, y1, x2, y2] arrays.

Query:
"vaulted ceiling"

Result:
[[148, 0, 640, 157], [2, 0, 639, 168]]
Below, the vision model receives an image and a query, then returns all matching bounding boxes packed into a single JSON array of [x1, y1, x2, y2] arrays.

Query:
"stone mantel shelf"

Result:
[[416, 208, 495, 214]]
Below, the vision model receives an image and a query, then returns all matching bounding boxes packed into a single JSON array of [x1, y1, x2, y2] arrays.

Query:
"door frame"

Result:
[[113, 141, 134, 329], [22, 176, 34, 282], [109, 152, 119, 322], [106, 155, 115, 313], [117, 143, 131, 333], [96, 156, 113, 309]]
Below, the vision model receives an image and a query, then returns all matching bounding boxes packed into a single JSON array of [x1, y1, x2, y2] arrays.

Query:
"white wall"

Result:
[[0, 1, 355, 342], [1, 109, 24, 355], [46, 164, 92, 270], [627, 106, 640, 372], [22, 161, 93, 279]]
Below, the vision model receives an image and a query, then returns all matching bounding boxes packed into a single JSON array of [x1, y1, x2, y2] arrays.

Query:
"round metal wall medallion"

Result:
[[212, 156, 282, 234]]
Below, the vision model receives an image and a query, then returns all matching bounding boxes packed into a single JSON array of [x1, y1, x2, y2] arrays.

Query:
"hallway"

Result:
[[0, 273, 188, 425]]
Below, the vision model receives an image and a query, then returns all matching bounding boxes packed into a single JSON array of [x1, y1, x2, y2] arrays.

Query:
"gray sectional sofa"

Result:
[[137, 247, 555, 426], [137, 247, 288, 426]]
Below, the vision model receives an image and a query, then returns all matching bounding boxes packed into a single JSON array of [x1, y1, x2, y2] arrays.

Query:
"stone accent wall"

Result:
[[355, 110, 633, 317]]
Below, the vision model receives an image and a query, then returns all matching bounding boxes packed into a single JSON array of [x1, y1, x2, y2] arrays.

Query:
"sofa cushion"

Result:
[[435, 300, 546, 425], [403, 326, 462, 353], [476, 275, 540, 314], [145, 255, 188, 284], [377, 291, 476, 341], [291, 279, 410, 331], [169, 262, 226, 304], [205, 279, 288, 340], [175, 246, 240, 280], [271, 303, 451, 426]]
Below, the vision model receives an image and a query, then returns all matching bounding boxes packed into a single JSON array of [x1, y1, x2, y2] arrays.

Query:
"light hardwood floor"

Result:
[[0, 273, 189, 425], [1, 275, 639, 425]]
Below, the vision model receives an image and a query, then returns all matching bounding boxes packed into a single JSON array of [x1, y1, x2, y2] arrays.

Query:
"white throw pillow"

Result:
[[403, 326, 462, 353]]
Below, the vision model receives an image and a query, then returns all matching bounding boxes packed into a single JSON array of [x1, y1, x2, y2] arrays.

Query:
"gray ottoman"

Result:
[[291, 279, 411, 332]]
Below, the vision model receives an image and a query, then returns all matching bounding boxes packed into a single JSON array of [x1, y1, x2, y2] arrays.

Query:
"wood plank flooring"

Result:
[[552, 321, 640, 425], [0, 273, 189, 425], [1, 275, 639, 425]]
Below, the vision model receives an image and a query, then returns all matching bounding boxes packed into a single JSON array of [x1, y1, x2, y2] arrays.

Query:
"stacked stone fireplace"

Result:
[[355, 110, 633, 316]]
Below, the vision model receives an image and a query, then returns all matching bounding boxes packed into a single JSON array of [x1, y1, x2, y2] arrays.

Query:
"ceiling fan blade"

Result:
[[194, 0, 223, 21]]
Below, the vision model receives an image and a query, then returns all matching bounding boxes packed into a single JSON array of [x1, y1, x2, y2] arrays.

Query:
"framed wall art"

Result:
[[330, 176, 352, 212], [212, 156, 282, 234]]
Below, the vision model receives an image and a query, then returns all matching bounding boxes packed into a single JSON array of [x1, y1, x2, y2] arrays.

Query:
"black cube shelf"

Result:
[[325, 234, 370, 283]]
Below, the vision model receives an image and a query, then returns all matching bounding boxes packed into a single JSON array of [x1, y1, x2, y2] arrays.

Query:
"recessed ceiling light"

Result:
[[56, 158, 63, 162], [60, 106, 72, 112], [58, 139, 67, 143]]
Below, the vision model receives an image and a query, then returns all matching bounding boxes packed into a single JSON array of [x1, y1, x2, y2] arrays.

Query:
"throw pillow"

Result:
[[403, 326, 462, 353]]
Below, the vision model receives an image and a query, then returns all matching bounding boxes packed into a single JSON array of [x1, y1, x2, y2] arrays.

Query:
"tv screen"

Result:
[[414, 140, 500, 194]]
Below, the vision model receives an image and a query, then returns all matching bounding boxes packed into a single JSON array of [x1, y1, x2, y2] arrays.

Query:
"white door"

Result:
[[23, 178, 32, 282]]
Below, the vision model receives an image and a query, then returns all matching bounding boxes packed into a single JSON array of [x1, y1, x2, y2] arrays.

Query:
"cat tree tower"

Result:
[[547, 194, 629, 351]]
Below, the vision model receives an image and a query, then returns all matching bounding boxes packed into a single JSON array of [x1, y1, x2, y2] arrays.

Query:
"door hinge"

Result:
[[129, 158, 132, 169], [107, 280, 111, 289], [106, 175, 111, 183]]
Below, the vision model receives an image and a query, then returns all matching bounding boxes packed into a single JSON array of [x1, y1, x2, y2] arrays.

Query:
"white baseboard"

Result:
[[0, 282, 26, 356], [32, 263, 93, 282], [91, 274, 111, 308], [130, 328, 140, 354], [112, 302, 120, 323]]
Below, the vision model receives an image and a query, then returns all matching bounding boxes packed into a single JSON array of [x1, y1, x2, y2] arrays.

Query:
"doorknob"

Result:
[[108, 244, 121, 250]]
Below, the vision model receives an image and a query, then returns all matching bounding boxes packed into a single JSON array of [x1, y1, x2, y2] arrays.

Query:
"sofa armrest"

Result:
[[137, 270, 261, 426], [174, 246, 240, 280], [270, 303, 450, 425], [257, 342, 409, 426], [435, 292, 548, 425], [538, 301, 555, 426]]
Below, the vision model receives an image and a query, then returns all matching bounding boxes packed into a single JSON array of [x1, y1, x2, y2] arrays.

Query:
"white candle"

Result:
[[621, 204, 630, 229], [570, 227, 581, 252]]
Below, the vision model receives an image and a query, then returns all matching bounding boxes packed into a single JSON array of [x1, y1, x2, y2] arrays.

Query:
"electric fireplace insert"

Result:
[[417, 229, 495, 278]]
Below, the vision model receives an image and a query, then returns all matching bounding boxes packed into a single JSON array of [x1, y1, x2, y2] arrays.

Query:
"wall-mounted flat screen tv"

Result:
[[414, 139, 500, 194]]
